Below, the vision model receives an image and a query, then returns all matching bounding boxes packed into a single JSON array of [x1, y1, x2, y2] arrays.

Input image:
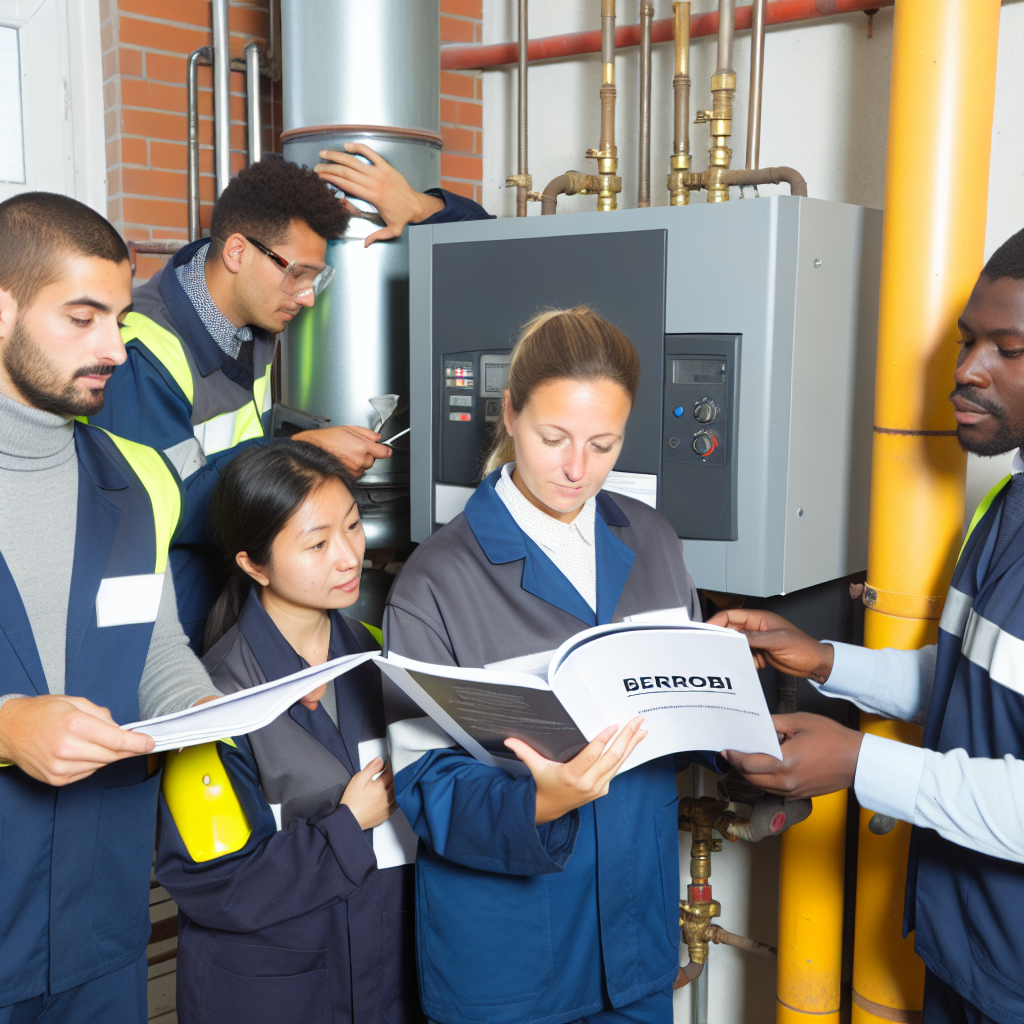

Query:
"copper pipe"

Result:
[[441, 0, 893, 70], [745, 0, 766, 170], [708, 924, 776, 958], [702, 0, 736, 203], [637, 0, 654, 207], [540, 171, 601, 214], [668, 2, 691, 205], [721, 164, 806, 195], [586, 0, 620, 211], [516, 0, 531, 215]]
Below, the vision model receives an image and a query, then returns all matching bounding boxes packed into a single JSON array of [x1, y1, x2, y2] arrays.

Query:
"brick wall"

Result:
[[440, 0, 483, 204], [99, 1, 487, 280], [100, 0, 280, 280]]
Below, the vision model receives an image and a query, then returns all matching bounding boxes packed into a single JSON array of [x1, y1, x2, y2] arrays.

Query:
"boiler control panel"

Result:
[[661, 333, 741, 541], [438, 350, 511, 486]]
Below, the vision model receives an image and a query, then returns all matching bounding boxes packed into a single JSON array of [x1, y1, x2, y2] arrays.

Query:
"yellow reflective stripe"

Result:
[[121, 312, 194, 405], [360, 622, 383, 647], [162, 742, 251, 863], [195, 364, 272, 455], [0, 762, 11, 768], [958, 474, 1012, 561], [98, 430, 182, 573]]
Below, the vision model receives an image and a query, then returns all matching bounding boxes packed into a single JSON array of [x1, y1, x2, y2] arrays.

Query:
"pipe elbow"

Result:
[[720, 166, 808, 197], [771, 165, 808, 197], [673, 959, 705, 989], [541, 173, 574, 215]]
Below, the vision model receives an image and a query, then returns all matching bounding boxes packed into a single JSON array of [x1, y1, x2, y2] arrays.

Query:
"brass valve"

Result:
[[678, 796, 738, 965]]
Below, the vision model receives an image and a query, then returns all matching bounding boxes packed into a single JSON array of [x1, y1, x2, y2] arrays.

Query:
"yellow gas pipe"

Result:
[[855, 2, 1000, 1022]]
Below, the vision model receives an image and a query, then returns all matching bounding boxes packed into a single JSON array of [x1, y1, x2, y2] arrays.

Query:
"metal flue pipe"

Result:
[[637, 0, 653, 207], [245, 41, 263, 165], [745, 0, 766, 170], [186, 46, 212, 241], [211, 0, 231, 196], [668, 2, 691, 205]]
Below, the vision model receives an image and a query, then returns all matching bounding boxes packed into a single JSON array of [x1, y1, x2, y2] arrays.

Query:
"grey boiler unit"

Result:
[[409, 197, 882, 598]]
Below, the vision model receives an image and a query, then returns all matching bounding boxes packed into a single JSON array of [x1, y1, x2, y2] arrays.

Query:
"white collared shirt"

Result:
[[495, 463, 597, 612]]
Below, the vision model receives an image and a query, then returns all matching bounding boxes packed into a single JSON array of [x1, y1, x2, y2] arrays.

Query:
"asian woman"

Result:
[[384, 307, 708, 1024], [155, 441, 422, 1024]]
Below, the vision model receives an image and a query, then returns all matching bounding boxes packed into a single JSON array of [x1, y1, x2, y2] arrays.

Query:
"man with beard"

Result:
[[89, 153, 490, 649], [711, 228, 1024, 1023], [0, 192, 218, 1022]]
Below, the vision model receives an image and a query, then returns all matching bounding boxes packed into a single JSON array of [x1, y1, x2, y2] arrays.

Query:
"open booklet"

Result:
[[121, 651, 378, 752], [375, 609, 783, 777]]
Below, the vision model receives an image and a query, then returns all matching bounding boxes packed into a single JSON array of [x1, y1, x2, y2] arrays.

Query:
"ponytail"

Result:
[[482, 306, 641, 478], [201, 440, 358, 654]]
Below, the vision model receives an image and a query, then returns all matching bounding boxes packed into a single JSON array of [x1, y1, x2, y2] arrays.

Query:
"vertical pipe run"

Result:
[[706, 0, 736, 203], [855, 1, 1001, 1019], [245, 41, 262, 166], [637, 0, 653, 207], [776, 792, 847, 1023], [517, 0, 529, 216], [186, 47, 212, 242], [589, 0, 619, 212], [211, 0, 231, 196], [745, 0, 766, 170], [668, 2, 691, 205], [691, 767, 709, 1024]]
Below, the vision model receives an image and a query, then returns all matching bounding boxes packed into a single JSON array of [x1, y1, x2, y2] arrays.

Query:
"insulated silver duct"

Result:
[[281, 0, 442, 549]]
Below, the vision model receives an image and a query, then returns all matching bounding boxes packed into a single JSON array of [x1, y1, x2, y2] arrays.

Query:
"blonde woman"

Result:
[[384, 308, 711, 1024]]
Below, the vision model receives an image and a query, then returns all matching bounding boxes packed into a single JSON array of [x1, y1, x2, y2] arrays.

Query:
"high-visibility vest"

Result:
[[120, 310, 272, 461]]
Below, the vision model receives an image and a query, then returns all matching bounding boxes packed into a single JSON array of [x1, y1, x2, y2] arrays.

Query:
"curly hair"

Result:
[[209, 157, 350, 254], [983, 227, 1024, 282]]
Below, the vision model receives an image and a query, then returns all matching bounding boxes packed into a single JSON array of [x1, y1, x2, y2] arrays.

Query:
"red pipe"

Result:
[[441, 0, 892, 71]]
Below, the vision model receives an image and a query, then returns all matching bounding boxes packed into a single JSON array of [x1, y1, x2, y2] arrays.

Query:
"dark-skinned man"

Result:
[[89, 150, 490, 648], [711, 228, 1024, 1024], [0, 193, 219, 1022]]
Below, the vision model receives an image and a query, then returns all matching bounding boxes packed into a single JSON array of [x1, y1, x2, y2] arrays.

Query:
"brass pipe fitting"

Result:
[[694, 0, 736, 203], [540, 171, 603, 215], [586, 0, 620, 211], [678, 796, 737, 966], [668, 2, 691, 206]]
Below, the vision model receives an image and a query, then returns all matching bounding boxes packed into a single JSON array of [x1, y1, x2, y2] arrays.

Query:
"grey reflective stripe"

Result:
[[163, 436, 207, 480], [961, 610, 1024, 699], [939, 586, 973, 639]]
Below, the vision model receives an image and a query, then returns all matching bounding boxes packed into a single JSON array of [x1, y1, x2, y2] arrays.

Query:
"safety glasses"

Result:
[[244, 236, 335, 298]]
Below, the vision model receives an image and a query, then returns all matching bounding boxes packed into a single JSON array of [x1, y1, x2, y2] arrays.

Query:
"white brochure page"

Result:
[[358, 738, 419, 869], [551, 626, 782, 773], [122, 651, 378, 752]]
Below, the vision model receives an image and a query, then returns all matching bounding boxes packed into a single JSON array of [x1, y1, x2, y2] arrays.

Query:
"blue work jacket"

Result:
[[385, 471, 715, 1024], [92, 191, 491, 648], [157, 591, 422, 1024], [0, 424, 179, 1003], [908, 480, 1024, 1021]]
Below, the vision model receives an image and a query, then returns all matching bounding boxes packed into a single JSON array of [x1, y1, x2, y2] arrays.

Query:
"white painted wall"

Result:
[[482, 0, 1024, 518], [479, 3, 1024, 1019]]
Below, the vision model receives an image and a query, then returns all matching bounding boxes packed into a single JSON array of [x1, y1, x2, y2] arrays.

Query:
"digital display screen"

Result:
[[481, 358, 510, 395], [672, 357, 726, 385]]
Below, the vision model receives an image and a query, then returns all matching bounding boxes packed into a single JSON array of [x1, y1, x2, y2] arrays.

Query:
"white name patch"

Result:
[[95, 573, 165, 628]]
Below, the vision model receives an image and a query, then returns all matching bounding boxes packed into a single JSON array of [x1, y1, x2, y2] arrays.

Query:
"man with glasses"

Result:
[[91, 156, 488, 648]]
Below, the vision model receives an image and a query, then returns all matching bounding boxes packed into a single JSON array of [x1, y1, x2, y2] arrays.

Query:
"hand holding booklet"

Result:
[[375, 610, 782, 777], [121, 651, 378, 752]]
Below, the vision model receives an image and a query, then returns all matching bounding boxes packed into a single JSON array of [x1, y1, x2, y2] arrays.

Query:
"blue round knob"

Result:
[[673, 406, 684, 418]]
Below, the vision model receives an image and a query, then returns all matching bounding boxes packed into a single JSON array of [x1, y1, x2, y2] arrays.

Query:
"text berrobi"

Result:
[[623, 675, 733, 692]]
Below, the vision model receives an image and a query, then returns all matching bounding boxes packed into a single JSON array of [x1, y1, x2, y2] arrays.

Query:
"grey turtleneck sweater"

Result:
[[0, 391, 218, 719]]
